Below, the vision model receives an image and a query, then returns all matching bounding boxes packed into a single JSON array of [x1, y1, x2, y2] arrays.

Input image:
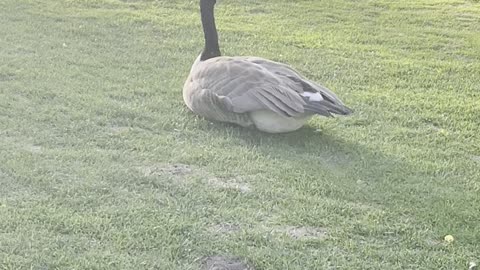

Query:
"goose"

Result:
[[183, 0, 352, 133]]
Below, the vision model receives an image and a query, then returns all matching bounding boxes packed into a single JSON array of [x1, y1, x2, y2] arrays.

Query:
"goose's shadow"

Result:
[[203, 121, 410, 195], [208, 121, 361, 158]]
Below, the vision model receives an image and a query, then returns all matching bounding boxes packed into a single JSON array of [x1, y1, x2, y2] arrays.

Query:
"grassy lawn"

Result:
[[1, 0, 479, 269]]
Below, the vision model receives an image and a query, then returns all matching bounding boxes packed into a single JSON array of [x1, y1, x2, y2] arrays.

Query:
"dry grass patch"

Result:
[[138, 163, 252, 193], [206, 177, 251, 193], [201, 256, 255, 270], [273, 226, 328, 241], [138, 163, 193, 177]]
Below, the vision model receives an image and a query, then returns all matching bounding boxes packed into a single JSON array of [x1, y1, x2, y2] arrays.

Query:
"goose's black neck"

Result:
[[200, 0, 221, 61]]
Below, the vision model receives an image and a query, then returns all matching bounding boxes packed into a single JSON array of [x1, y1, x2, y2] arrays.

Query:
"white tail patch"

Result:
[[301, 92, 324, 102]]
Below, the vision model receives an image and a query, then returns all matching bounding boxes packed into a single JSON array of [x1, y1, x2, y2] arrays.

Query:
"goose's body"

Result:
[[183, 0, 352, 133]]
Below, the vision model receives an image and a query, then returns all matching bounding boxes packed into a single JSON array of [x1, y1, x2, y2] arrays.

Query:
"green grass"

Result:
[[1, 0, 479, 269]]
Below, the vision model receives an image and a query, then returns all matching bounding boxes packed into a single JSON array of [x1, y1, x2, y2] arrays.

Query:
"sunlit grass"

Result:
[[1, 0, 479, 269]]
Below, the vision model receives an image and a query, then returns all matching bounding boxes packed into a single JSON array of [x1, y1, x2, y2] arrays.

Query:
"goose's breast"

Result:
[[249, 110, 311, 133]]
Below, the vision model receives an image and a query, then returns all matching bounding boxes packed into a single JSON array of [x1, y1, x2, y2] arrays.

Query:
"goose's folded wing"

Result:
[[226, 85, 306, 117], [196, 57, 307, 117], [194, 56, 352, 117], [246, 57, 350, 108]]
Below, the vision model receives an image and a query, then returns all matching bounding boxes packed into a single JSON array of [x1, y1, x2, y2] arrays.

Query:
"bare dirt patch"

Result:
[[210, 223, 241, 234], [207, 177, 251, 193], [109, 126, 130, 135], [470, 155, 480, 163], [139, 163, 192, 177], [0, 72, 16, 82], [24, 144, 43, 153], [425, 238, 443, 247], [201, 256, 255, 270], [274, 226, 328, 240], [138, 164, 253, 193]]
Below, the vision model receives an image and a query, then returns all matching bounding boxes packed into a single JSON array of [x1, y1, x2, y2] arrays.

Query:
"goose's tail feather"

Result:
[[303, 98, 353, 117]]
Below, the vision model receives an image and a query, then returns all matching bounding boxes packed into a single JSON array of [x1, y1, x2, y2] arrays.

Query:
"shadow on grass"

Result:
[[190, 118, 424, 207], [190, 118, 480, 252]]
